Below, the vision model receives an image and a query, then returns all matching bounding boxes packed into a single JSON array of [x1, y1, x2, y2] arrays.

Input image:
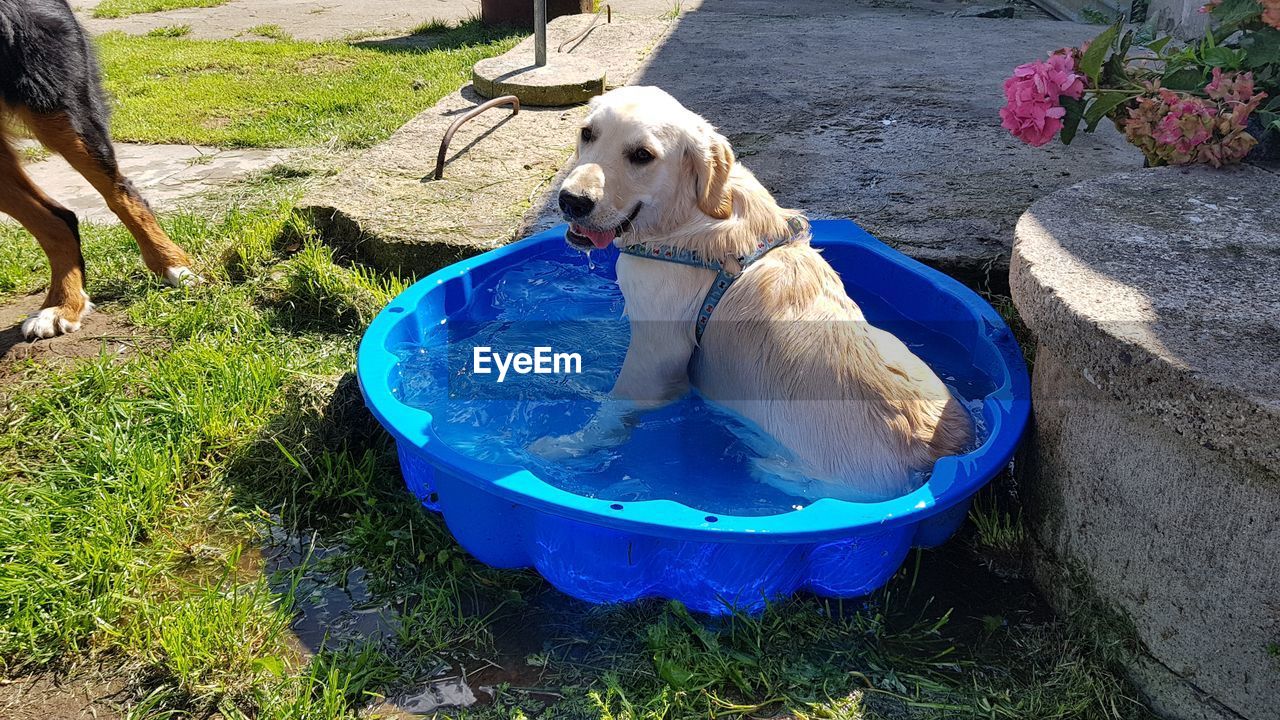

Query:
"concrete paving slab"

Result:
[[298, 13, 673, 272], [622, 0, 1144, 289], [16, 143, 291, 224]]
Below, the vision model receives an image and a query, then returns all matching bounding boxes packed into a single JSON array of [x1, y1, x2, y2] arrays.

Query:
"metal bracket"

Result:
[[558, 4, 611, 54], [429, 95, 521, 182]]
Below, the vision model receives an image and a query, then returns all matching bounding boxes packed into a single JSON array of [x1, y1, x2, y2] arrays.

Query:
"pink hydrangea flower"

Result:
[[999, 51, 1086, 147], [1205, 66, 1255, 103], [1152, 94, 1216, 152], [1262, 0, 1280, 29], [1124, 72, 1268, 167]]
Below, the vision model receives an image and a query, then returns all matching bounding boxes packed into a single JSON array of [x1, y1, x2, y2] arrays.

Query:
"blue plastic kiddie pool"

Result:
[[357, 220, 1030, 614]]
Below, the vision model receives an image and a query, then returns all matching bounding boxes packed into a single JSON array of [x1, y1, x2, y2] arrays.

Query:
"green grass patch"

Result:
[[92, 0, 229, 20], [969, 489, 1026, 554], [17, 145, 52, 164], [246, 23, 291, 41], [146, 24, 193, 38], [95, 21, 522, 148]]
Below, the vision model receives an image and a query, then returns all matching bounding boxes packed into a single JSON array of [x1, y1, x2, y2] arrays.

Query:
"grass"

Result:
[[146, 24, 193, 38], [0, 161, 1157, 718], [92, 0, 230, 20], [17, 145, 51, 164], [246, 24, 291, 41], [94, 21, 522, 148], [969, 489, 1026, 554]]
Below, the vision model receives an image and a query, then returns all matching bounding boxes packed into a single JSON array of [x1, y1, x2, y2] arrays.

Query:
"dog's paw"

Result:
[[529, 434, 588, 460], [21, 297, 94, 340], [163, 266, 202, 287]]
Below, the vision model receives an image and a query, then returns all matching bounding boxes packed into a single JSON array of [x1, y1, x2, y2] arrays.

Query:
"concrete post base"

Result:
[[473, 54, 606, 107]]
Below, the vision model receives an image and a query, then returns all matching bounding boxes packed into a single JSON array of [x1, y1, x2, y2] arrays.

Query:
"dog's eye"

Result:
[[628, 148, 655, 165], [580, 127, 594, 143]]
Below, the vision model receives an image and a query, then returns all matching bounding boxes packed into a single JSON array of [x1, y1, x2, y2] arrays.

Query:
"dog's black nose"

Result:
[[558, 190, 595, 219]]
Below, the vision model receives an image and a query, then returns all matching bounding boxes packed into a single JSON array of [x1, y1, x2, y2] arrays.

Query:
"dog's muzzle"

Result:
[[564, 203, 643, 251]]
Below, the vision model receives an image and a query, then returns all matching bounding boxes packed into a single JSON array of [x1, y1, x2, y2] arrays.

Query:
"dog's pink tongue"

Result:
[[574, 224, 616, 249]]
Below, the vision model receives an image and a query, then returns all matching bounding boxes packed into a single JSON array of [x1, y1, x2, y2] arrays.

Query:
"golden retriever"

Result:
[[533, 86, 971, 502]]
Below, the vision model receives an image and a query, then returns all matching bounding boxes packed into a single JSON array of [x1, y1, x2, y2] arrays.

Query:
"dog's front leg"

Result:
[[530, 318, 694, 459]]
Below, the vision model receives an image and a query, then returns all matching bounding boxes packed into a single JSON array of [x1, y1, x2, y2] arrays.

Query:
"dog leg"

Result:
[[21, 110, 198, 286], [529, 319, 693, 459], [0, 137, 93, 339]]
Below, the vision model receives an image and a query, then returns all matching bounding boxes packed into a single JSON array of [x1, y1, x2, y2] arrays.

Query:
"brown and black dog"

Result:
[[1, 0, 195, 340]]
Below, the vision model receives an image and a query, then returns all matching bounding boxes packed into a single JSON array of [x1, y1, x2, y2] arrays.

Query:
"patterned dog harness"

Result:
[[617, 216, 807, 342]]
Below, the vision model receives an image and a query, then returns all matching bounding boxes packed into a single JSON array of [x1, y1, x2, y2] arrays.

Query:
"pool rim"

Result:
[[357, 220, 1030, 544]]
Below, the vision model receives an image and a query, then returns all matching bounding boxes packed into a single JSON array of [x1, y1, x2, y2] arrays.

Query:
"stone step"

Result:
[[296, 13, 674, 273]]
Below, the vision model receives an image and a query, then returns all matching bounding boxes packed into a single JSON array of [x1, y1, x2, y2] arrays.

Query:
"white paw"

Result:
[[163, 266, 202, 287], [529, 433, 588, 460], [21, 293, 94, 340]]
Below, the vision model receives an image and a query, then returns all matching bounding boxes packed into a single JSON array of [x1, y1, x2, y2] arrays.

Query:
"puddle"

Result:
[[259, 526, 398, 652], [395, 676, 477, 713], [255, 525, 561, 715], [252, 508, 1049, 717]]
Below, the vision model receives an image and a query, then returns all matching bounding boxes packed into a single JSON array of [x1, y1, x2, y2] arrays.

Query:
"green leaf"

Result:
[[252, 656, 287, 677], [1084, 92, 1135, 130], [1210, 0, 1263, 25], [1260, 109, 1280, 132], [1080, 22, 1121, 83], [655, 658, 696, 689], [1242, 27, 1280, 68], [1102, 31, 1135, 85], [1059, 96, 1085, 145], [1145, 35, 1174, 54], [1163, 66, 1206, 91], [1202, 45, 1246, 68]]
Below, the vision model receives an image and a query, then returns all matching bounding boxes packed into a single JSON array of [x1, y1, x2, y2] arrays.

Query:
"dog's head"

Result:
[[558, 86, 736, 251]]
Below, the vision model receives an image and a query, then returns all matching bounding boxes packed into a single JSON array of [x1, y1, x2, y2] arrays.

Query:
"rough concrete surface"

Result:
[[297, 13, 673, 273], [627, 0, 1143, 289], [1011, 166, 1280, 720], [1021, 349, 1280, 720], [17, 142, 291, 224], [1011, 165, 1280, 476], [473, 53, 607, 106]]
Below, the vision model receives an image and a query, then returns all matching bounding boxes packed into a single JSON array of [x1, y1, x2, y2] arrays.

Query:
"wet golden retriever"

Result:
[[534, 86, 971, 502]]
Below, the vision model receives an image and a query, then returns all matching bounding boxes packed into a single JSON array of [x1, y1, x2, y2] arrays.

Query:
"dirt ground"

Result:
[[0, 670, 127, 720], [0, 295, 147, 380]]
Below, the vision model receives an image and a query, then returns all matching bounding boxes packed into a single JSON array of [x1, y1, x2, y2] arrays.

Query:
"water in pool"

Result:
[[395, 251, 987, 517]]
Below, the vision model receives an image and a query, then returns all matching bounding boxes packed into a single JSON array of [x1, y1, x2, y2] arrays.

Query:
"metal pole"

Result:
[[534, 0, 547, 67]]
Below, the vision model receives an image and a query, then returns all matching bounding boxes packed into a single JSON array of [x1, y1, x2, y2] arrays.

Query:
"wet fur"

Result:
[[550, 86, 971, 501], [0, 0, 193, 340]]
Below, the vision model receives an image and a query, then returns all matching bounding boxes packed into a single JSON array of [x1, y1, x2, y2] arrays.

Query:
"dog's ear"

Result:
[[691, 127, 735, 220]]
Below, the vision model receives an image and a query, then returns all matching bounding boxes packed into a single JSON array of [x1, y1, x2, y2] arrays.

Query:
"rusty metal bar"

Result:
[[431, 95, 520, 181], [557, 4, 611, 54]]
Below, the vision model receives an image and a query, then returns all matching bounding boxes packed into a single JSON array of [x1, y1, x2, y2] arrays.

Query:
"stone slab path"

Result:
[[622, 0, 1143, 289], [298, 11, 676, 272], [17, 142, 291, 224]]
